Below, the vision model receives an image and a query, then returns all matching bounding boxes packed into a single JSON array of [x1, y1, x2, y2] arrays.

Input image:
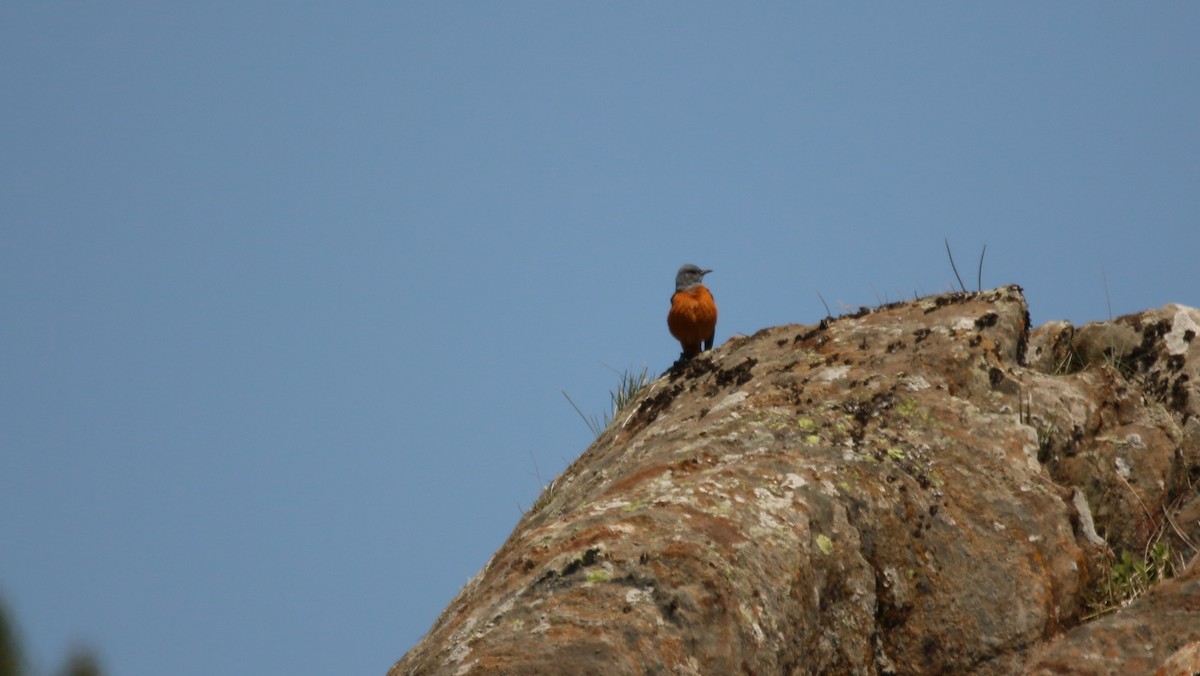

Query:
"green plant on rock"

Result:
[[526, 478, 557, 516], [1036, 410, 1058, 463], [562, 365, 653, 439], [1017, 388, 1058, 463], [1101, 348, 1137, 379], [1086, 541, 1176, 619]]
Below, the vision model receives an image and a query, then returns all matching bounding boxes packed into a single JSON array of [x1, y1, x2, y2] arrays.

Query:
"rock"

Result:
[[391, 287, 1200, 675], [1027, 320, 1077, 375], [1157, 639, 1200, 676], [1030, 305, 1200, 557], [1026, 554, 1200, 675]]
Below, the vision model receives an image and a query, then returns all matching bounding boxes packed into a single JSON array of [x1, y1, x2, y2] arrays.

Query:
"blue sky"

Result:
[[2, 4, 1197, 675]]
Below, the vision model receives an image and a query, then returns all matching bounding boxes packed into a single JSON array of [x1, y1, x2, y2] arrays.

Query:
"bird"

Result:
[[667, 263, 718, 360]]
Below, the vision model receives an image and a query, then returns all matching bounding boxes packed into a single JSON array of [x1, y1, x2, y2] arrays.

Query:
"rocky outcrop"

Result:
[[392, 286, 1200, 675], [1026, 555, 1200, 675]]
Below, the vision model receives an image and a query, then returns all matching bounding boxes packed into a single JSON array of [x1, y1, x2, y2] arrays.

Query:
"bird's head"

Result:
[[675, 263, 712, 291]]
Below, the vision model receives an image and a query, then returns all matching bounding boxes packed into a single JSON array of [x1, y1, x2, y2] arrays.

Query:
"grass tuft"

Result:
[[563, 365, 653, 439], [1085, 541, 1176, 620]]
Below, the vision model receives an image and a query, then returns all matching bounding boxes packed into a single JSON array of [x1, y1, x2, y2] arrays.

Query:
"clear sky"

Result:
[[2, 4, 1197, 675]]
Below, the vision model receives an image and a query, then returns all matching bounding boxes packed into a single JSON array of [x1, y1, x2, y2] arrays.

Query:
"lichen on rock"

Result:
[[392, 286, 1200, 675]]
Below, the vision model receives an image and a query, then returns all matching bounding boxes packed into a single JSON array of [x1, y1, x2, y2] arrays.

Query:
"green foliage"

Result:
[[1018, 390, 1059, 463], [1035, 410, 1057, 463], [609, 365, 652, 420], [531, 365, 654, 515], [1087, 541, 1176, 619], [527, 486, 554, 515], [562, 365, 653, 439], [1101, 348, 1136, 379]]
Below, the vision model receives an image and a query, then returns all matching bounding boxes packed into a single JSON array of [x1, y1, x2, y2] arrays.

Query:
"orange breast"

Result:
[[668, 286, 718, 355]]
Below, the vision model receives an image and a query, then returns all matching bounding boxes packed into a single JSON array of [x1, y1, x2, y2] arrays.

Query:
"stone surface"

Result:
[[1026, 554, 1200, 675], [391, 287, 1200, 675], [1157, 639, 1200, 676]]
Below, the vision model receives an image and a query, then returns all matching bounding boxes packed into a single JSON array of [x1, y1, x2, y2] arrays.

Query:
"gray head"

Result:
[[675, 263, 712, 291]]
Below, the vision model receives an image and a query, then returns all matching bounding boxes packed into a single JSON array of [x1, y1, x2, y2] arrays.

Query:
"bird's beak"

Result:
[[703, 269, 713, 275]]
